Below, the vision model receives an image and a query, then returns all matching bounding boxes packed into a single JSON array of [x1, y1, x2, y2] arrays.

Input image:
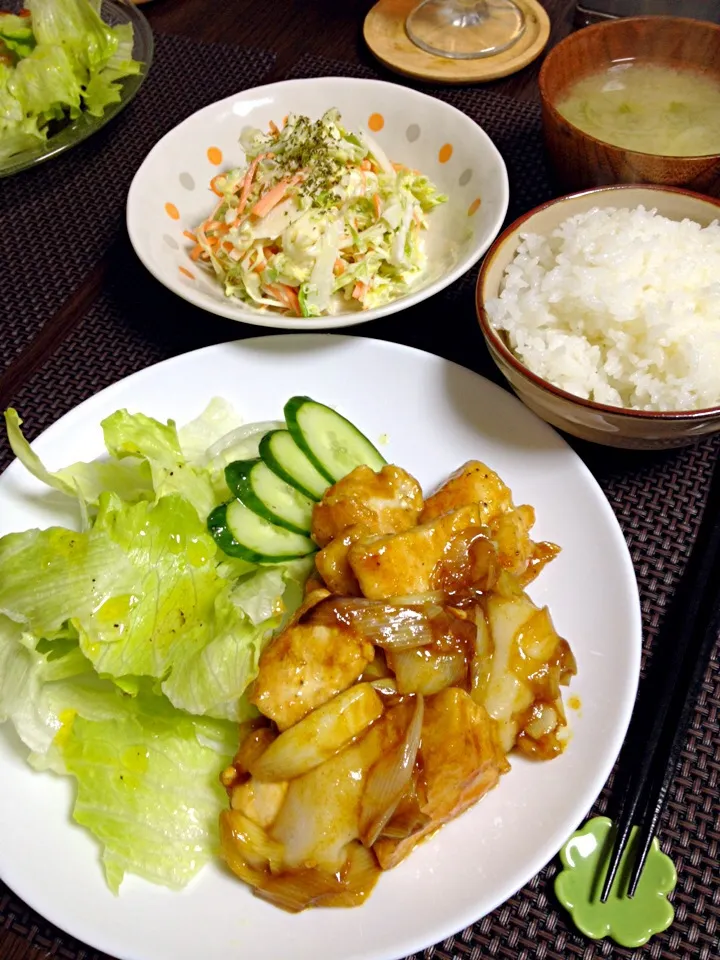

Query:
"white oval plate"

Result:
[[0, 335, 641, 960], [126, 78, 509, 330]]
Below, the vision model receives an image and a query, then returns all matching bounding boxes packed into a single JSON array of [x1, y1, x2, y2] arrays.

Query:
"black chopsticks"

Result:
[[599, 452, 720, 903]]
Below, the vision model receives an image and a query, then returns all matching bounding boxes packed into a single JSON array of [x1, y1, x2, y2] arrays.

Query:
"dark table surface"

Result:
[[2, 3, 719, 960]]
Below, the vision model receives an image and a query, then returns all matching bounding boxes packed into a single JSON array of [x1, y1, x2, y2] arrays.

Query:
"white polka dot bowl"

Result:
[[126, 77, 509, 330]]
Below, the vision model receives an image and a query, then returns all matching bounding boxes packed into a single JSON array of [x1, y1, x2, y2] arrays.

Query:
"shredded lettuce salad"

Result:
[[0, 0, 142, 162], [0, 400, 313, 892], [189, 108, 447, 317]]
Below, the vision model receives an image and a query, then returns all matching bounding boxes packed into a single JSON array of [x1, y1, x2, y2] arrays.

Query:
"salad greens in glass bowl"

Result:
[[0, 0, 152, 178]]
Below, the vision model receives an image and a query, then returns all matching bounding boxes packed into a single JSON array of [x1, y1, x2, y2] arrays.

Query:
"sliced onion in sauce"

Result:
[[220, 808, 285, 876], [359, 694, 424, 848], [255, 840, 380, 912], [385, 591, 446, 606], [313, 598, 436, 650], [470, 604, 493, 704]]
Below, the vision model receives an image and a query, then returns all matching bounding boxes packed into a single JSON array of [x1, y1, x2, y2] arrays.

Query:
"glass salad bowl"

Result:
[[0, 0, 153, 179]]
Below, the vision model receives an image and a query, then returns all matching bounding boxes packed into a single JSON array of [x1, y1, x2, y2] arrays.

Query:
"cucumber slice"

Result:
[[208, 501, 316, 563], [259, 430, 330, 502], [284, 396, 386, 483], [225, 458, 314, 535]]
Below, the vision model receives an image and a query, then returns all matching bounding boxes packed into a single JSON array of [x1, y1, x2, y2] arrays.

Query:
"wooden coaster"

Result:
[[364, 0, 551, 84]]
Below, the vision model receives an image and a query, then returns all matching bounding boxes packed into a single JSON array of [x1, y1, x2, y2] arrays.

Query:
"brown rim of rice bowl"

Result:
[[475, 184, 720, 421]]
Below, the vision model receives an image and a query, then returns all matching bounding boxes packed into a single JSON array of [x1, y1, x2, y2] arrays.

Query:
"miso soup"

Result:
[[556, 61, 720, 157]]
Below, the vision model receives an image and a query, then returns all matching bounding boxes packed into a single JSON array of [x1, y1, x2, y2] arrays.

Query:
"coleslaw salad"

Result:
[[187, 108, 447, 318]]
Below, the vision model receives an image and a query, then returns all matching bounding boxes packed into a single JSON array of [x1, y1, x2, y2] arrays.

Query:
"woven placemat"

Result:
[[0, 33, 275, 378], [1, 56, 720, 960]]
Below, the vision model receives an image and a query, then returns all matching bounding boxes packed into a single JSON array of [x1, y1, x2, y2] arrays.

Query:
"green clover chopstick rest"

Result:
[[555, 816, 677, 948]]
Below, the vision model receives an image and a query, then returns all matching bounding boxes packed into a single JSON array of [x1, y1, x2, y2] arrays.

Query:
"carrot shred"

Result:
[[222, 241, 234, 252], [333, 258, 346, 276], [352, 281, 366, 301], [282, 114, 288, 125], [210, 175, 225, 197], [190, 244, 204, 261], [372, 194, 381, 218], [251, 178, 291, 219], [264, 282, 300, 316], [268, 120, 279, 135], [392, 162, 408, 172], [360, 159, 372, 171], [183, 230, 197, 242], [233, 153, 265, 221]]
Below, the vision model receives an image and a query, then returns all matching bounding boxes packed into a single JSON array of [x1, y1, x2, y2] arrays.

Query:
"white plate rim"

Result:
[[0, 334, 642, 960]]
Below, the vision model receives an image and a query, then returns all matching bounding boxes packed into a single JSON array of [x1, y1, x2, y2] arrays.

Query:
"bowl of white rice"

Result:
[[476, 184, 720, 449]]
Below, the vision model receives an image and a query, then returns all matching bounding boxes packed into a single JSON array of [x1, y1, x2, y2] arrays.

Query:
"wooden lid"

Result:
[[364, 0, 551, 84]]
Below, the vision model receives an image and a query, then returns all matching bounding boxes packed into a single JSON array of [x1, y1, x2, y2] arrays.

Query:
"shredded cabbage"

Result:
[[189, 108, 447, 317]]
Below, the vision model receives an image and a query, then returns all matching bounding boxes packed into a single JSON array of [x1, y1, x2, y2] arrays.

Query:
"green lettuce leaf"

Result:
[[4, 409, 154, 508], [39, 696, 235, 893], [102, 410, 218, 519], [27, 0, 141, 120], [0, 13, 35, 57], [160, 560, 313, 721], [81, 22, 139, 117], [1, 614, 235, 893], [0, 396, 315, 894], [79, 492, 285, 720], [83, 492, 224, 672], [1, 614, 234, 892], [30, 0, 119, 76], [0, 525, 139, 636], [0, 0, 142, 161], [8, 43, 81, 120], [177, 397, 244, 465], [0, 467, 303, 723], [0, 614, 114, 754]]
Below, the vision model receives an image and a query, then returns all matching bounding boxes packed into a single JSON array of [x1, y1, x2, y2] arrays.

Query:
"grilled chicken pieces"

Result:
[[311, 464, 423, 548], [221, 460, 576, 912]]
